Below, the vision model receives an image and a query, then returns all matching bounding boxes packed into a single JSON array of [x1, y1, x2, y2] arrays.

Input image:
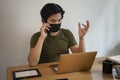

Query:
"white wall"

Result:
[[0, 0, 120, 80]]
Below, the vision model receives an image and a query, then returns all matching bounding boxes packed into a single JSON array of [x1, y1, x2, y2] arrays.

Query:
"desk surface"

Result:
[[7, 57, 118, 80]]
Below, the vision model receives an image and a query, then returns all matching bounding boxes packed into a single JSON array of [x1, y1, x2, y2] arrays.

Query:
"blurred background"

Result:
[[0, 0, 120, 80]]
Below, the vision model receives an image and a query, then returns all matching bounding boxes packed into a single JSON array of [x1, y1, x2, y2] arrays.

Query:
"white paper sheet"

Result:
[[15, 70, 38, 78]]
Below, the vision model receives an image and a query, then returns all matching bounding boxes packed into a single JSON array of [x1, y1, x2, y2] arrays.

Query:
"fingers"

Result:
[[40, 23, 50, 32], [86, 20, 89, 30], [78, 22, 81, 28], [79, 20, 89, 30], [86, 20, 89, 27], [82, 20, 89, 30], [78, 20, 90, 36], [78, 22, 86, 34], [78, 22, 82, 32]]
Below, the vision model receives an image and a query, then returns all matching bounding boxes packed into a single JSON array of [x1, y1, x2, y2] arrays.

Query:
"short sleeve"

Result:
[[30, 32, 40, 48], [67, 30, 77, 47], [62, 29, 77, 48]]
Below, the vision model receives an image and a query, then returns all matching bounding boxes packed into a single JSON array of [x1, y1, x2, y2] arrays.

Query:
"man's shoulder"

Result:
[[34, 31, 40, 34], [60, 28, 74, 38], [32, 31, 40, 37], [61, 28, 71, 33]]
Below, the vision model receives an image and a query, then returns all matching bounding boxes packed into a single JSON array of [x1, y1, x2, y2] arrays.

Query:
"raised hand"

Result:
[[78, 20, 89, 39]]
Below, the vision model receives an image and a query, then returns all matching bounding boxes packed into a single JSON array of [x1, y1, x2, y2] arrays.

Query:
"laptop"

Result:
[[51, 51, 97, 73]]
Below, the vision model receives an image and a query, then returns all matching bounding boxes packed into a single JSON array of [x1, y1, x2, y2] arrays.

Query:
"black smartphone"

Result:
[[45, 29, 50, 33], [56, 78, 69, 80], [45, 23, 51, 33]]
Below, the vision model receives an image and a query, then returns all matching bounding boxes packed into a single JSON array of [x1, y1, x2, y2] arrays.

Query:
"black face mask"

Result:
[[50, 23, 61, 32], [46, 23, 61, 33]]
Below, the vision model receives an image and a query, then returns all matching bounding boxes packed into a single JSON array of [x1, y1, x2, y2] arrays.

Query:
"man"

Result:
[[28, 3, 89, 66]]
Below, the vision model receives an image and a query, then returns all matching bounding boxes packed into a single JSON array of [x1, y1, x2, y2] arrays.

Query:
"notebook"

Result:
[[106, 55, 120, 64], [51, 51, 97, 73]]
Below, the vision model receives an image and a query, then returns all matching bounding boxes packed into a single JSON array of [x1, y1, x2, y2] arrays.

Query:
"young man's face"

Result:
[[47, 13, 62, 24]]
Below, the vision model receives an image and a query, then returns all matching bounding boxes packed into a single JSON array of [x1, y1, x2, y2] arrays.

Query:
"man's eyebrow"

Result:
[[50, 18, 62, 21], [50, 19, 56, 21]]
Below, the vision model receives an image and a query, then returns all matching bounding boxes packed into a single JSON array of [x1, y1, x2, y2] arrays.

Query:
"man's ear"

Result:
[[41, 18, 47, 23]]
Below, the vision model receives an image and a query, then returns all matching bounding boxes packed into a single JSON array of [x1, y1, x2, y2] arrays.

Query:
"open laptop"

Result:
[[51, 51, 97, 73]]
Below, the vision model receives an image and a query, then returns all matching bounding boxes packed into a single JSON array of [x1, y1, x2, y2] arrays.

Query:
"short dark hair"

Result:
[[40, 3, 65, 22]]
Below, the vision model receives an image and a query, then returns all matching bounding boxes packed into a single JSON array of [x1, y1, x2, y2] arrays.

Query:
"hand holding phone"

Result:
[[45, 27, 51, 33], [40, 23, 50, 38]]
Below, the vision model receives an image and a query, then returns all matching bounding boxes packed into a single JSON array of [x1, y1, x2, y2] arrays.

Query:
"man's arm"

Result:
[[28, 36, 45, 67], [70, 20, 89, 53], [28, 23, 49, 66]]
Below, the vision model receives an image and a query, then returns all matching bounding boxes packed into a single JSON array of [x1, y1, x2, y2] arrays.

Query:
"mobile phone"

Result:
[[45, 23, 51, 33], [45, 29, 50, 33], [56, 78, 69, 80]]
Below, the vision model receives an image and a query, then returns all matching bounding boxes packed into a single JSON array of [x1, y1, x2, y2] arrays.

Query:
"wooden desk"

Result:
[[7, 58, 118, 80]]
